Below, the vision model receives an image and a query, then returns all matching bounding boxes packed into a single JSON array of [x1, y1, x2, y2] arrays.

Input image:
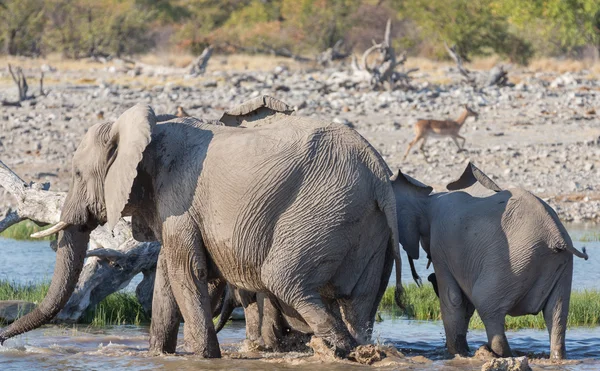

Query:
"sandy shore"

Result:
[[0, 57, 598, 222]]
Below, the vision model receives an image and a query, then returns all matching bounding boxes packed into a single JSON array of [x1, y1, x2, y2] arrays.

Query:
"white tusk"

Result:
[[30, 221, 70, 238]]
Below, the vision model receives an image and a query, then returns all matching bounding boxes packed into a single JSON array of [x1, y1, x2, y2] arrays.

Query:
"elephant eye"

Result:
[[75, 170, 82, 178]]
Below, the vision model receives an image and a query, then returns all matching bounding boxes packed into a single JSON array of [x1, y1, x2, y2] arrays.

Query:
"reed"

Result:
[[0, 280, 148, 326], [578, 231, 600, 242], [379, 284, 600, 329]]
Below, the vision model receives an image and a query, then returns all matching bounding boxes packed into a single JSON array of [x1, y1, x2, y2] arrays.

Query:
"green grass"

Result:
[[579, 231, 600, 242], [0, 220, 56, 241], [379, 284, 600, 330], [1, 280, 597, 330], [0, 280, 149, 326]]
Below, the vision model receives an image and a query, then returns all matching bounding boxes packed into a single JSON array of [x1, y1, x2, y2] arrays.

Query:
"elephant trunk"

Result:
[[0, 227, 89, 344], [214, 289, 237, 333]]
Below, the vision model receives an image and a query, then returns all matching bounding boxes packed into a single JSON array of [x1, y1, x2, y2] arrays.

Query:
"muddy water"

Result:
[[0, 224, 599, 370]]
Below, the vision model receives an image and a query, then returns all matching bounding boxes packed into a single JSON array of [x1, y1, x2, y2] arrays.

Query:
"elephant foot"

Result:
[[309, 335, 357, 359], [447, 334, 470, 357], [183, 341, 221, 358]]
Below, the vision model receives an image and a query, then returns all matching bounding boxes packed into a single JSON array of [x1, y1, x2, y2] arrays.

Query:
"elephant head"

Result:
[[390, 170, 433, 261], [0, 104, 156, 344]]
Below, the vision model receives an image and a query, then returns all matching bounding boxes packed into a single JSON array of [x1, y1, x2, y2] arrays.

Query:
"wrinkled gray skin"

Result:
[[393, 163, 588, 360], [0, 104, 402, 358]]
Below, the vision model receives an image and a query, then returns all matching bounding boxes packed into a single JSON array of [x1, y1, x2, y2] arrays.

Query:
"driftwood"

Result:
[[444, 42, 510, 89], [1, 64, 46, 107], [0, 160, 159, 321], [352, 19, 417, 90], [317, 39, 350, 66], [188, 45, 213, 76]]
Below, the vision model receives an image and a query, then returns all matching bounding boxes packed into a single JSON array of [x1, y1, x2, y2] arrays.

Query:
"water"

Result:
[[0, 224, 599, 370]]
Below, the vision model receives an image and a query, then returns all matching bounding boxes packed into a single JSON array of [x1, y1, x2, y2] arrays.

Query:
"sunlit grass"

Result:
[[0, 280, 148, 326], [0, 220, 56, 241], [379, 284, 600, 330]]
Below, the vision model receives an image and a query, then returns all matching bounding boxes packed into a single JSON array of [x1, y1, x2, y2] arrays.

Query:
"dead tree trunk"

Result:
[[353, 19, 417, 90], [8, 64, 28, 101], [0, 160, 160, 321], [317, 39, 350, 66], [2, 65, 47, 106], [188, 45, 214, 76]]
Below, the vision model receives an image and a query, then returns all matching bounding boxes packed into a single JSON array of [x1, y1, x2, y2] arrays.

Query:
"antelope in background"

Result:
[[403, 104, 479, 160]]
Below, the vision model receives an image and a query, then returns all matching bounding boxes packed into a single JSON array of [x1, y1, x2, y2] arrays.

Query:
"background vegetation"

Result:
[[0, 280, 149, 326], [380, 285, 600, 330], [0, 0, 598, 64]]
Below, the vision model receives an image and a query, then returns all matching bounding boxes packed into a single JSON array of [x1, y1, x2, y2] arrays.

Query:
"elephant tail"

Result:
[[215, 290, 237, 333], [379, 182, 404, 309], [563, 244, 588, 260]]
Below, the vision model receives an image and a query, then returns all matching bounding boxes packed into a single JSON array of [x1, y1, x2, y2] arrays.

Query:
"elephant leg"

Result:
[[244, 301, 262, 346], [267, 279, 356, 357], [296, 295, 357, 357], [163, 218, 220, 358], [339, 243, 389, 344], [436, 267, 471, 356], [258, 293, 284, 351], [149, 250, 180, 354], [479, 314, 511, 357], [543, 262, 572, 360]]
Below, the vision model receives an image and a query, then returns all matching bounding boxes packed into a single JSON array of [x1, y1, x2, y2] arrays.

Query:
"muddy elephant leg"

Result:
[[244, 301, 262, 346], [257, 293, 284, 351], [543, 261, 572, 360], [162, 218, 220, 357], [436, 266, 471, 356], [339, 241, 389, 344], [149, 250, 181, 354], [479, 314, 511, 357], [266, 279, 356, 357]]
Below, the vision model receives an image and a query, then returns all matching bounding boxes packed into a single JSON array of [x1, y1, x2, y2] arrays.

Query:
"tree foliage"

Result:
[[0, 0, 598, 61]]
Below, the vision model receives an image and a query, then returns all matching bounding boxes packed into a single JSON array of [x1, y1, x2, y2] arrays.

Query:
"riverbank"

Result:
[[2, 280, 599, 330]]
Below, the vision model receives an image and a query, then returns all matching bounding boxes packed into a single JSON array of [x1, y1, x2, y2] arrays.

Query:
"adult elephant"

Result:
[[393, 162, 588, 360], [0, 99, 403, 358]]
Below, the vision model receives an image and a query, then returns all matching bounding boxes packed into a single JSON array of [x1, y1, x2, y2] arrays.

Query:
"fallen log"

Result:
[[444, 42, 511, 89], [0, 160, 159, 322]]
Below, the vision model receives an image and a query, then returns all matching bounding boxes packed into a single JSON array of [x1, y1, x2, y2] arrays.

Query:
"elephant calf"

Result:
[[394, 162, 588, 359]]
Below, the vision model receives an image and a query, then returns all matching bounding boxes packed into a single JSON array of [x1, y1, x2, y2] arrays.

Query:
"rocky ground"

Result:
[[0, 56, 599, 222]]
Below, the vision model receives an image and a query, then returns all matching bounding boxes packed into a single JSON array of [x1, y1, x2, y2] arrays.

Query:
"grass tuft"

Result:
[[0, 220, 56, 241], [0, 280, 149, 326], [578, 231, 600, 242], [379, 284, 600, 330]]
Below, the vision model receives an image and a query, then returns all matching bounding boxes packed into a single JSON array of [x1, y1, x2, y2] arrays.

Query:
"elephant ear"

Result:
[[446, 162, 502, 192], [105, 104, 156, 231], [219, 95, 294, 127], [390, 170, 433, 196]]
